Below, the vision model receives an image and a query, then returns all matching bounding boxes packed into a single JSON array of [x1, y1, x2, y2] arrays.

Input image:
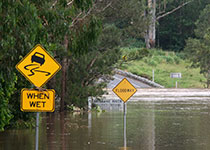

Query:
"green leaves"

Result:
[[74, 0, 93, 11], [0, 72, 17, 131], [195, 4, 210, 38], [66, 48, 121, 108], [184, 4, 210, 87], [158, 0, 210, 51], [70, 16, 102, 56], [0, 0, 106, 129]]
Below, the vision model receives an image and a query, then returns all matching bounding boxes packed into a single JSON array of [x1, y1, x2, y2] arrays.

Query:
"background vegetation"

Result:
[[0, 0, 119, 130], [120, 48, 206, 88]]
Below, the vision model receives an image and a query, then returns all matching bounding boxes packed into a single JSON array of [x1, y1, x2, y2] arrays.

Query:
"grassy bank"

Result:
[[119, 48, 206, 88]]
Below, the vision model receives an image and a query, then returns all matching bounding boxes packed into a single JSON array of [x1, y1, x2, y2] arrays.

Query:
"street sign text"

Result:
[[112, 78, 137, 103], [21, 89, 55, 112]]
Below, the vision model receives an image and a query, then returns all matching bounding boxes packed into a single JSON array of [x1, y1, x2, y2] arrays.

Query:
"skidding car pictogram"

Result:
[[31, 52, 45, 66]]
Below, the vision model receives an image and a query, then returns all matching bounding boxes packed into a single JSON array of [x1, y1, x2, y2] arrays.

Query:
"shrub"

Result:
[[174, 56, 181, 64], [123, 38, 145, 48], [139, 73, 152, 80], [98, 24, 122, 49], [152, 56, 161, 63], [122, 48, 149, 61], [165, 56, 174, 64]]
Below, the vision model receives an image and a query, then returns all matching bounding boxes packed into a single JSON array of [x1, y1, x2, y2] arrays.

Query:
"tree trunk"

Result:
[[146, 0, 156, 49], [145, 0, 192, 49], [60, 35, 68, 112]]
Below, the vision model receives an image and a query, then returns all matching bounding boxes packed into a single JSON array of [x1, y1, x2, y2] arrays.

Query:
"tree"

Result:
[[0, 0, 47, 130], [158, 0, 210, 51], [96, 0, 148, 47], [0, 0, 112, 130], [27, 0, 100, 112], [184, 4, 210, 87], [66, 48, 120, 108], [96, 0, 195, 49], [145, 0, 193, 49]]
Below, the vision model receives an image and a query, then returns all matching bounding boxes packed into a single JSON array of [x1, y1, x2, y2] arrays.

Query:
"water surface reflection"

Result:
[[1, 100, 210, 150]]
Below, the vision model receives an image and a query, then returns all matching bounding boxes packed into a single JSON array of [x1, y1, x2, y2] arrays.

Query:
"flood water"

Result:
[[1, 99, 210, 150]]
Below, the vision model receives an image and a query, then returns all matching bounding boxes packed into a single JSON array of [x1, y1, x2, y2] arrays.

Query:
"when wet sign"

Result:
[[21, 89, 55, 112], [112, 78, 137, 103], [16, 44, 61, 87]]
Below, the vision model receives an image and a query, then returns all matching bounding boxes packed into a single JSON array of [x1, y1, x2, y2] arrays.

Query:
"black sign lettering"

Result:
[[36, 101, 41, 108], [29, 101, 47, 107], [115, 89, 134, 92], [42, 101, 46, 107], [29, 101, 36, 107], [27, 93, 49, 99]]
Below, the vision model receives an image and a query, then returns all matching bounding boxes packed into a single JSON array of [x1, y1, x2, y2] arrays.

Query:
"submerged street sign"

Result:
[[16, 44, 61, 87], [112, 78, 137, 103], [21, 89, 55, 112]]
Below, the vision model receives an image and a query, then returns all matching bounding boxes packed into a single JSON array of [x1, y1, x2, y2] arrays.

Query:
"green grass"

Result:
[[119, 48, 206, 88]]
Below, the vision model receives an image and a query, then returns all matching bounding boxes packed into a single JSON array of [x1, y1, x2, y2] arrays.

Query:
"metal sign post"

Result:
[[35, 112, 40, 150], [112, 78, 137, 149], [16, 44, 62, 150], [123, 102, 127, 149]]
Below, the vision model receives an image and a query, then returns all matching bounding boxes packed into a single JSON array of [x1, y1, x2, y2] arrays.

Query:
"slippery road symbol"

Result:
[[24, 52, 51, 76], [31, 52, 45, 66], [16, 44, 62, 88]]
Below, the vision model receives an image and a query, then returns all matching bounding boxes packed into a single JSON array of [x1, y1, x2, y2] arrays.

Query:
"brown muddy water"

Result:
[[1, 100, 210, 150]]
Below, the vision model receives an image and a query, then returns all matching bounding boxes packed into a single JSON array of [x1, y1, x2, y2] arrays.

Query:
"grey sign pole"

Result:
[[123, 102, 127, 148], [35, 112, 40, 150]]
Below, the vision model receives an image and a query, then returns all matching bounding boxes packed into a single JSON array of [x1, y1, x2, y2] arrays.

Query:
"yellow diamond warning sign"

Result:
[[112, 78, 137, 103], [16, 44, 61, 87], [21, 89, 55, 112]]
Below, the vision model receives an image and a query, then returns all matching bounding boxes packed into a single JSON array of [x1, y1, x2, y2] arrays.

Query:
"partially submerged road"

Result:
[[102, 70, 210, 102], [103, 88, 210, 101], [107, 74, 151, 89]]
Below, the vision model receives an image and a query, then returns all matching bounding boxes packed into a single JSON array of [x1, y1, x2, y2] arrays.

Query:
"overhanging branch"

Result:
[[95, 2, 112, 13], [67, 0, 74, 6], [69, 2, 96, 28], [156, 0, 193, 20], [69, 1, 112, 28]]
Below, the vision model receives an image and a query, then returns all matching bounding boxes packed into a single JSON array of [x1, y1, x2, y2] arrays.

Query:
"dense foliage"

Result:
[[184, 4, 210, 87], [0, 0, 119, 130], [97, 0, 147, 48], [158, 0, 210, 51], [99, 0, 210, 51], [1, 0, 45, 131], [66, 49, 120, 108]]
